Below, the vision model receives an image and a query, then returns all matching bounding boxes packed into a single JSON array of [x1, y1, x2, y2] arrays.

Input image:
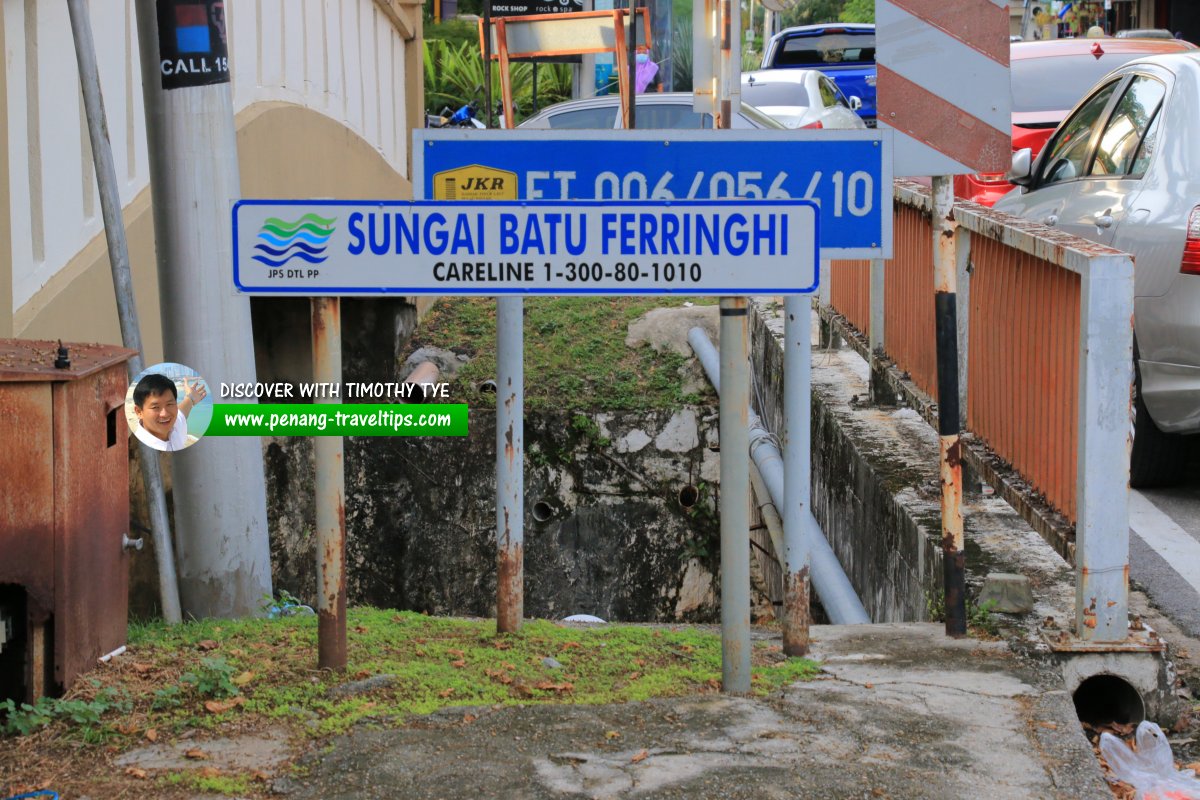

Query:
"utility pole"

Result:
[[133, 0, 273, 618], [68, 0, 181, 624]]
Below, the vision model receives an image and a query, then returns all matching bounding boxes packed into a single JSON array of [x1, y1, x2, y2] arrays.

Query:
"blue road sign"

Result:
[[415, 129, 892, 259]]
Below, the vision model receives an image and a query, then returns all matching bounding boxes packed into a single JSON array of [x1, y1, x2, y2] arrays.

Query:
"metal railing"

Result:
[[822, 179, 1135, 642]]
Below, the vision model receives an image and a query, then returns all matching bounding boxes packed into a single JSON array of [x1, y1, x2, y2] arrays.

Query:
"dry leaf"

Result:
[[679, 645, 695, 653], [463, 713, 478, 724], [1038, 721, 1058, 730], [144, 728, 158, 742], [124, 767, 148, 780], [707, 679, 721, 690], [116, 723, 139, 735], [451, 659, 467, 669], [492, 640, 512, 650], [196, 767, 222, 779], [132, 662, 154, 674], [864, 683, 874, 689], [415, 649, 427, 657], [203, 697, 247, 714], [605, 731, 621, 740], [184, 748, 209, 761], [502, 662, 516, 671], [354, 670, 371, 680], [354, 625, 369, 634], [439, 688, 456, 698], [635, 659, 646, 667], [252, 770, 271, 782], [1185, 762, 1200, 773], [561, 642, 582, 650], [196, 640, 219, 651], [627, 672, 641, 681], [535, 681, 574, 692], [514, 684, 535, 698], [448, 649, 465, 658], [631, 749, 649, 763], [233, 671, 254, 686]]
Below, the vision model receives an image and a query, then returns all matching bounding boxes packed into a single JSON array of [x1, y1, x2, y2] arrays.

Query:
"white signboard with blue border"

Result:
[[232, 200, 818, 295], [414, 129, 892, 260]]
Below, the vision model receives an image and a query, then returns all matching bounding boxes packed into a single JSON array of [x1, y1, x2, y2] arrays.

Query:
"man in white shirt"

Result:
[[132, 373, 206, 452]]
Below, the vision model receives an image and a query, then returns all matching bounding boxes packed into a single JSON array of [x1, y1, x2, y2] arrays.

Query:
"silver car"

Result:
[[516, 93, 785, 130], [996, 52, 1200, 486], [741, 69, 867, 131]]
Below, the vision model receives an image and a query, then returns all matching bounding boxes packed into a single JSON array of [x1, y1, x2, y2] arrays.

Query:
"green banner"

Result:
[[207, 404, 468, 437]]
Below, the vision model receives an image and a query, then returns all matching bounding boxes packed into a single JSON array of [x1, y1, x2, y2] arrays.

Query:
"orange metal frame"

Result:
[[478, 8, 652, 129]]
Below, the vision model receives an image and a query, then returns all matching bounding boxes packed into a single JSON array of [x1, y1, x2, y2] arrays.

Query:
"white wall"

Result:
[[5, 0, 411, 313]]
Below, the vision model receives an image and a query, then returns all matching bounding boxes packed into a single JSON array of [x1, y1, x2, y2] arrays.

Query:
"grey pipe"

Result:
[[68, 0, 181, 623], [688, 327, 870, 625]]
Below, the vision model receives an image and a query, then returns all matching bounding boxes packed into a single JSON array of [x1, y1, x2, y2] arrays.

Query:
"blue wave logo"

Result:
[[252, 213, 337, 268]]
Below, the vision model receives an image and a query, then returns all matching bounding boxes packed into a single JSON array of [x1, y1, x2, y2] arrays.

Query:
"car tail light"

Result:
[[1183, 206, 1200, 275], [801, 120, 824, 129], [972, 172, 1009, 185]]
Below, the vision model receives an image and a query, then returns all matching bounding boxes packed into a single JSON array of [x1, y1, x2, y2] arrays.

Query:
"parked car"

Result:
[[516, 93, 786, 129], [994, 52, 1200, 485], [956, 37, 1196, 206], [759, 23, 876, 127], [1115, 28, 1176, 40], [740, 69, 867, 130]]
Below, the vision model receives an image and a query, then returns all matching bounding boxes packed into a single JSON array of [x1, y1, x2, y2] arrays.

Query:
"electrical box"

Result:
[[0, 339, 136, 702]]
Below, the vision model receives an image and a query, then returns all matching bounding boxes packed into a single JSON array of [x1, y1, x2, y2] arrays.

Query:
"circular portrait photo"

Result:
[[124, 363, 212, 452]]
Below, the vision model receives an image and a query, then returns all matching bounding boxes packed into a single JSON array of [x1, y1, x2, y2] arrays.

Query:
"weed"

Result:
[[1, 685, 129, 737], [163, 770, 254, 795], [968, 599, 1001, 637], [181, 658, 240, 700]]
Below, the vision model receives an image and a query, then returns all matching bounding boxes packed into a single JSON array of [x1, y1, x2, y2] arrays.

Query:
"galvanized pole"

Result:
[[67, 0, 181, 624], [496, 296, 524, 633], [312, 299, 347, 670], [932, 175, 966, 637], [715, 0, 750, 692], [627, 1, 637, 128], [134, 0, 273, 618], [484, 3, 494, 128], [1075, 256, 1134, 641], [782, 296, 812, 655]]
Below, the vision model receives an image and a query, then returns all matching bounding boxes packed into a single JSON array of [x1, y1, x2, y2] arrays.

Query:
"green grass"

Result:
[[412, 297, 717, 411], [7, 610, 817, 745]]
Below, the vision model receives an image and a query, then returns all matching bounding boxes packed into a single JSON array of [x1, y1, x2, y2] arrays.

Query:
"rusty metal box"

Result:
[[0, 339, 136, 702]]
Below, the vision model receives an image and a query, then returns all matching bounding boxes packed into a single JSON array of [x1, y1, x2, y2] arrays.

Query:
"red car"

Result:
[[956, 37, 1197, 206]]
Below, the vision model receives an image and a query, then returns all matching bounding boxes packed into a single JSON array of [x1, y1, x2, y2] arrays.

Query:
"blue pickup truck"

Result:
[[759, 24, 877, 127]]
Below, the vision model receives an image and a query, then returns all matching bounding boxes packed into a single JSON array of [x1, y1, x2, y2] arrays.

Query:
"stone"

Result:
[[543, 657, 564, 670], [617, 429, 653, 454], [654, 410, 699, 453], [978, 573, 1035, 614], [326, 674, 397, 698]]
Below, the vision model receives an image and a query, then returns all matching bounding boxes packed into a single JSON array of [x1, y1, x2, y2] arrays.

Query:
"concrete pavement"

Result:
[[277, 624, 1110, 800]]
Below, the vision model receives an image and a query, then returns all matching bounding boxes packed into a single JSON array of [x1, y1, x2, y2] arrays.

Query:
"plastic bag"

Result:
[[635, 53, 659, 94], [1100, 721, 1200, 799]]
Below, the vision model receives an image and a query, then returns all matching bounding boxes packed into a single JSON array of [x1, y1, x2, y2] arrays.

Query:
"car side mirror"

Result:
[[1008, 148, 1033, 186], [849, 96, 863, 111]]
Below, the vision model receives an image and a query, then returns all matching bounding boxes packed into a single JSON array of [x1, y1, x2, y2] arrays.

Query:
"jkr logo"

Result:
[[433, 165, 518, 201], [460, 176, 506, 191]]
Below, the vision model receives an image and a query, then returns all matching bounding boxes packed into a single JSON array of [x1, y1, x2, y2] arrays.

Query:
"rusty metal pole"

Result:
[[869, 257, 886, 404], [68, 0, 181, 623], [312, 298, 347, 670], [496, 295, 524, 633], [782, 296, 811, 656], [932, 176, 966, 637]]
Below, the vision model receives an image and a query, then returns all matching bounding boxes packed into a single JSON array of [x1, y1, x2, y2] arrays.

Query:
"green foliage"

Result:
[[781, 0, 850, 28], [839, 0, 875, 23], [181, 657, 240, 700], [1, 685, 130, 737], [969, 599, 1001, 637], [670, 15, 694, 91], [413, 297, 718, 411], [423, 40, 572, 124], [163, 770, 253, 796], [424, 17, 482, 48]]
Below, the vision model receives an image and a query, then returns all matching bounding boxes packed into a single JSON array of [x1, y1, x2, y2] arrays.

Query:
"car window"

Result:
[[742, 81, 812, 108], [1038, 80, 1120, 187], [776, 32, 875, 66], [1089, 76, 1166, 177], [1011, 52, 1159, 114], [630, 103, 712, 129], [544, 105, 618, 129], [1130, 106, 1163, 177], [818, 77, 838, 107]]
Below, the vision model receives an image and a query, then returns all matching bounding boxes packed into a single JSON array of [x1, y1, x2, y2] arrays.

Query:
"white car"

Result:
[[740, 69, 867, 131], [516, 92, 786, 130], [996, 52, 1200, 486]]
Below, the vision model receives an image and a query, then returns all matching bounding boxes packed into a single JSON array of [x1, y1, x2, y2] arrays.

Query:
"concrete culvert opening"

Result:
[[532, 501, 554, 523], [678, 485, 699, 509], [1073, 674, 1145, 728]]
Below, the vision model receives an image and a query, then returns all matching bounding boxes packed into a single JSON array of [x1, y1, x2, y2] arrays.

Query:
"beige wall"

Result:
[[12, 101, 421, 360]]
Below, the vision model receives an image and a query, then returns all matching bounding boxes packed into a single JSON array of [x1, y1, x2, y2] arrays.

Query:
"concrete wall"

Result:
[[749, 300, 944, 622], [262, 409, 726, 623]]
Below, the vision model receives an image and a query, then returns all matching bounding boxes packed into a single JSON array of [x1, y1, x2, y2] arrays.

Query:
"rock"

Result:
[[977, 573, 1035, 614], [625, 306, 719, 356], [543, 657, 564, 670], [654, 410, 699, 453], [326, 674, 398, 698]]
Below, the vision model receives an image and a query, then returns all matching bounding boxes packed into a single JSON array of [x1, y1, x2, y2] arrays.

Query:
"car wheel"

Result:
[[1130, 360, 1193, 488]]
